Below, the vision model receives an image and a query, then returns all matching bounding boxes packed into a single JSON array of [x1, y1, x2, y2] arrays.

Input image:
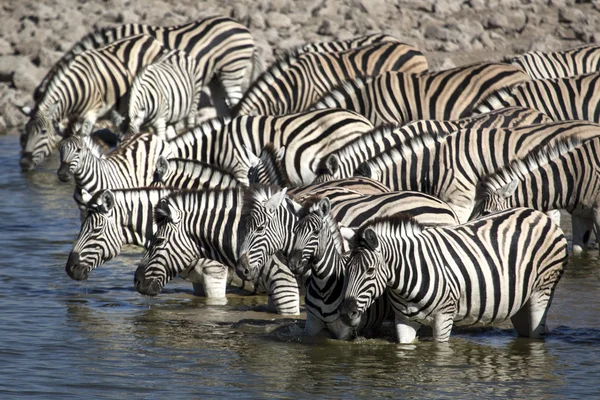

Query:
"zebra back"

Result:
[[476, 71, 600, 124], [357, 120, 600, 222], [509, 44, 600, 80], [152, 156, 247, 189], [342, 208, 568, 341], [313, 62, 530, 126], [290, 33, 399, 56], [232, 41, 428, 116]]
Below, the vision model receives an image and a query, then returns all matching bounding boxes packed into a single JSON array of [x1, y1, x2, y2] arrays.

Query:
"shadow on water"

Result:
[[1, 133, 600, 399]]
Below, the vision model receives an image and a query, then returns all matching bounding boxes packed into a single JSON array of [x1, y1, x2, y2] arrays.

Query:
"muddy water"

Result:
[[1, 133, 599, 399]]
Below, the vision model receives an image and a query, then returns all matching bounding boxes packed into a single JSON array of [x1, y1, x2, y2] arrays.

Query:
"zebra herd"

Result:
[[20, 14, 600, 343]]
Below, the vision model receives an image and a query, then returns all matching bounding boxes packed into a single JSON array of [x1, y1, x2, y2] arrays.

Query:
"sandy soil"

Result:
[[1, 0, 599, 133]]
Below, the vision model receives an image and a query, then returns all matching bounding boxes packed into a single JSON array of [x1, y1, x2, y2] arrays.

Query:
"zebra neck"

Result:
[[311, 240, 346, 283], [74, 148, 105, 184]]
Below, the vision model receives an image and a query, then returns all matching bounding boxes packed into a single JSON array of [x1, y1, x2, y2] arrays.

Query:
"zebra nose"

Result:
[[134, 264, 162, 296], [288, 250, 306, 274], [20, 153, 34, 171], [57, 162, 72, 182], [65, 252, 88, 280], [340, 298, 361, 327], [237, 253, 252, 279]]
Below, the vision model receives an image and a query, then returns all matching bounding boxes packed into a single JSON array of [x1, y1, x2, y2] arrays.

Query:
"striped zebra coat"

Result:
[[289, 193, 460, 340], [312, 62, 531, 126], [291, 33, 398, 56], [34, 16, 257, 109], [167, 108, 375, 186], [355, 120, 600, 223], [152, 156, 248, 189], [135, 178, 390, 295], [21, 34, 168, 171], [509, 44, 600, 80], [57, 132, 173, 217], [476, 71, 600, 123], [317, 106, 553, 180], [231, 41, 428, 116], [474, 136, 600, 254], [65, 187, 252, 298], [340, 209, 568, 343], [123, 49, 203, 140]]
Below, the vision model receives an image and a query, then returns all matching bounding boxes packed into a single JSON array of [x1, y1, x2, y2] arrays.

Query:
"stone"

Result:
[[317, 20, 339, 36], [249, 13, 266, 29], [266, 12, 292, 29], [0, 38, 12, 56], [558, 7, 586, 23]]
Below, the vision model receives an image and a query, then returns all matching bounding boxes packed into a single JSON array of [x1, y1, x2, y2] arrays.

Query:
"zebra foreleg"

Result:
[[182, 259, 228, 298], [432, 313, 454, 343], [571, 214, 593, 255], [395, 315, 421, 344]]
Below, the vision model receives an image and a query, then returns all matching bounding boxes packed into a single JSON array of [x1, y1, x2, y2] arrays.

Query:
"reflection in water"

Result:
[[2, 133, 600, 398]]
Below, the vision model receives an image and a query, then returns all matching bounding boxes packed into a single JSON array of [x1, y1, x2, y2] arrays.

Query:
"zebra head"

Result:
[[66, 189, 125, 280], [471, 176, 518, 219], [237, 186, 300, 281], [21, 104, 62, 171], [152, 155, 171, 185], [57, 134, 83, 182], [135, 197, 196, 296], [289, 197, 331, 275], [339, 225, 390, 328]]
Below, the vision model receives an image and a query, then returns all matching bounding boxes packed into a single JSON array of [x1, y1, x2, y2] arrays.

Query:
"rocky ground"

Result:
[[1, 0, 599, 134]]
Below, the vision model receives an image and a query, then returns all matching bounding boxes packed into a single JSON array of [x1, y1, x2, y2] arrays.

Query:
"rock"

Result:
[[466, 0, 487, 9], [317, 20, 339, 36], [0, 115, 7, 133], [558, 7, 586, 23], [0, 38, 12, 56], [249, 13, 266, 29], [434, 0, 462, 15], [266, 12, 292, 29]]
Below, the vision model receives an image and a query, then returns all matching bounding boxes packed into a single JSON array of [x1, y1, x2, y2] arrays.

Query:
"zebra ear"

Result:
[[18, 105, 32, 117], [361, 228, 379, 250], [275, 146, 285, 161], [81, 189, 93, 205], [326, 154, 340, 176], [354, 162, 371, 178], [155, 199, 172, 224], [265, 187, 288, 212], [154, 156, 170, 183], [244, 146, 260, 168], [497, 180, 518, 199], [100, 190, 115, 212], [316, 197, 331, 217]]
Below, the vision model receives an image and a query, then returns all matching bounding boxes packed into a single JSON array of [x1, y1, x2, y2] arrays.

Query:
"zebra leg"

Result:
[[571, 214, 593, 255], [527, 290, 554, 338], [183, 259, 228, 298], [218, 71, 245, 109], [154, 119, 167, 141], [395, 315, 421, 344], [432, 313, 454, 343], [510, 303, 531, 337], [545, 209, 561, 227]]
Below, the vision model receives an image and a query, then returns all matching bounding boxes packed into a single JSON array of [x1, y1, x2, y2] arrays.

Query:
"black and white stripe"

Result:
[[21, 34, 168, 170], [152, 156, 247, 190], [476, 71, 600, 123], [289, 193, 459, 340], [509, 44, 600, 80], [57, 132, 173, 216], [168, 108, 375, 185], [317, 106, 553, 180], [290, 33, 398, 56], [474, 136, 600, 254], [312, 62, 530, 126], [340, 209, 568, 343], [355, 120, 600, 222], [232, 41, 428, 116]]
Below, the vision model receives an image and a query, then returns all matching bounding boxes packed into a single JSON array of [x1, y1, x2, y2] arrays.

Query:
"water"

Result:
[[1, 132, 599, 399]]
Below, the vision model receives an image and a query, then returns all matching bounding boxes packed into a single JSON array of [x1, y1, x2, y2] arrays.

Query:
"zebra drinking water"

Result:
[[339, 208, 568, 343]]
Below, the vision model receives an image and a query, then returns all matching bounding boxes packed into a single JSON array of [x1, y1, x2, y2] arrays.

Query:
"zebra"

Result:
[[508, 44, 600, 80], [33, 16, 258, 109], [247, 144, 291, 187], [316, 106, 553, 180], [231, 41, 428, 117], [291, 33, 398, 56], [57, 131, 173, 217], [21, 34, 168, 171], [167, 108, 375, 186], [65, 187, 248, 298], [120, 49, 203, 140], [354, 120, 600, 223], [152, 156, 247, 190], [339, 208, 568, 343], [288, 192, 460, 340], [476, 71, 600, 123], [473, 136, 600, 254], [312, 62, 530, 126], [135, 178, 390, 296]]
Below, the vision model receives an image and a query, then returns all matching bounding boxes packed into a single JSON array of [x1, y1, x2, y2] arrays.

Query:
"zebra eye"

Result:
[[257, 225, 266, 233], [366, 266, 376, 276], [154, 237, 166, 247]]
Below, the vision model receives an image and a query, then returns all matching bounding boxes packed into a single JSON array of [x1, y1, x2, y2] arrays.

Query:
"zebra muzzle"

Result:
[[65, 252, 88, 280], [287, 250, 307, 274], [20, 153, 35, 171], [236, 253, 257, 280], [339, 298, 362, 328], [57, 163, 73, 182]]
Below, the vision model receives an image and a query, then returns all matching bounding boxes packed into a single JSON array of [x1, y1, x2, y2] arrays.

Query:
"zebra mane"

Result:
[[59, 132, 106, 159], [367, 130, 439, 167], [156, 187, 242, 221], [300, 195, 346, 254], [474, 88, 515, 114], [477, 136, 583, 197], [357, 214, 424, 241]]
